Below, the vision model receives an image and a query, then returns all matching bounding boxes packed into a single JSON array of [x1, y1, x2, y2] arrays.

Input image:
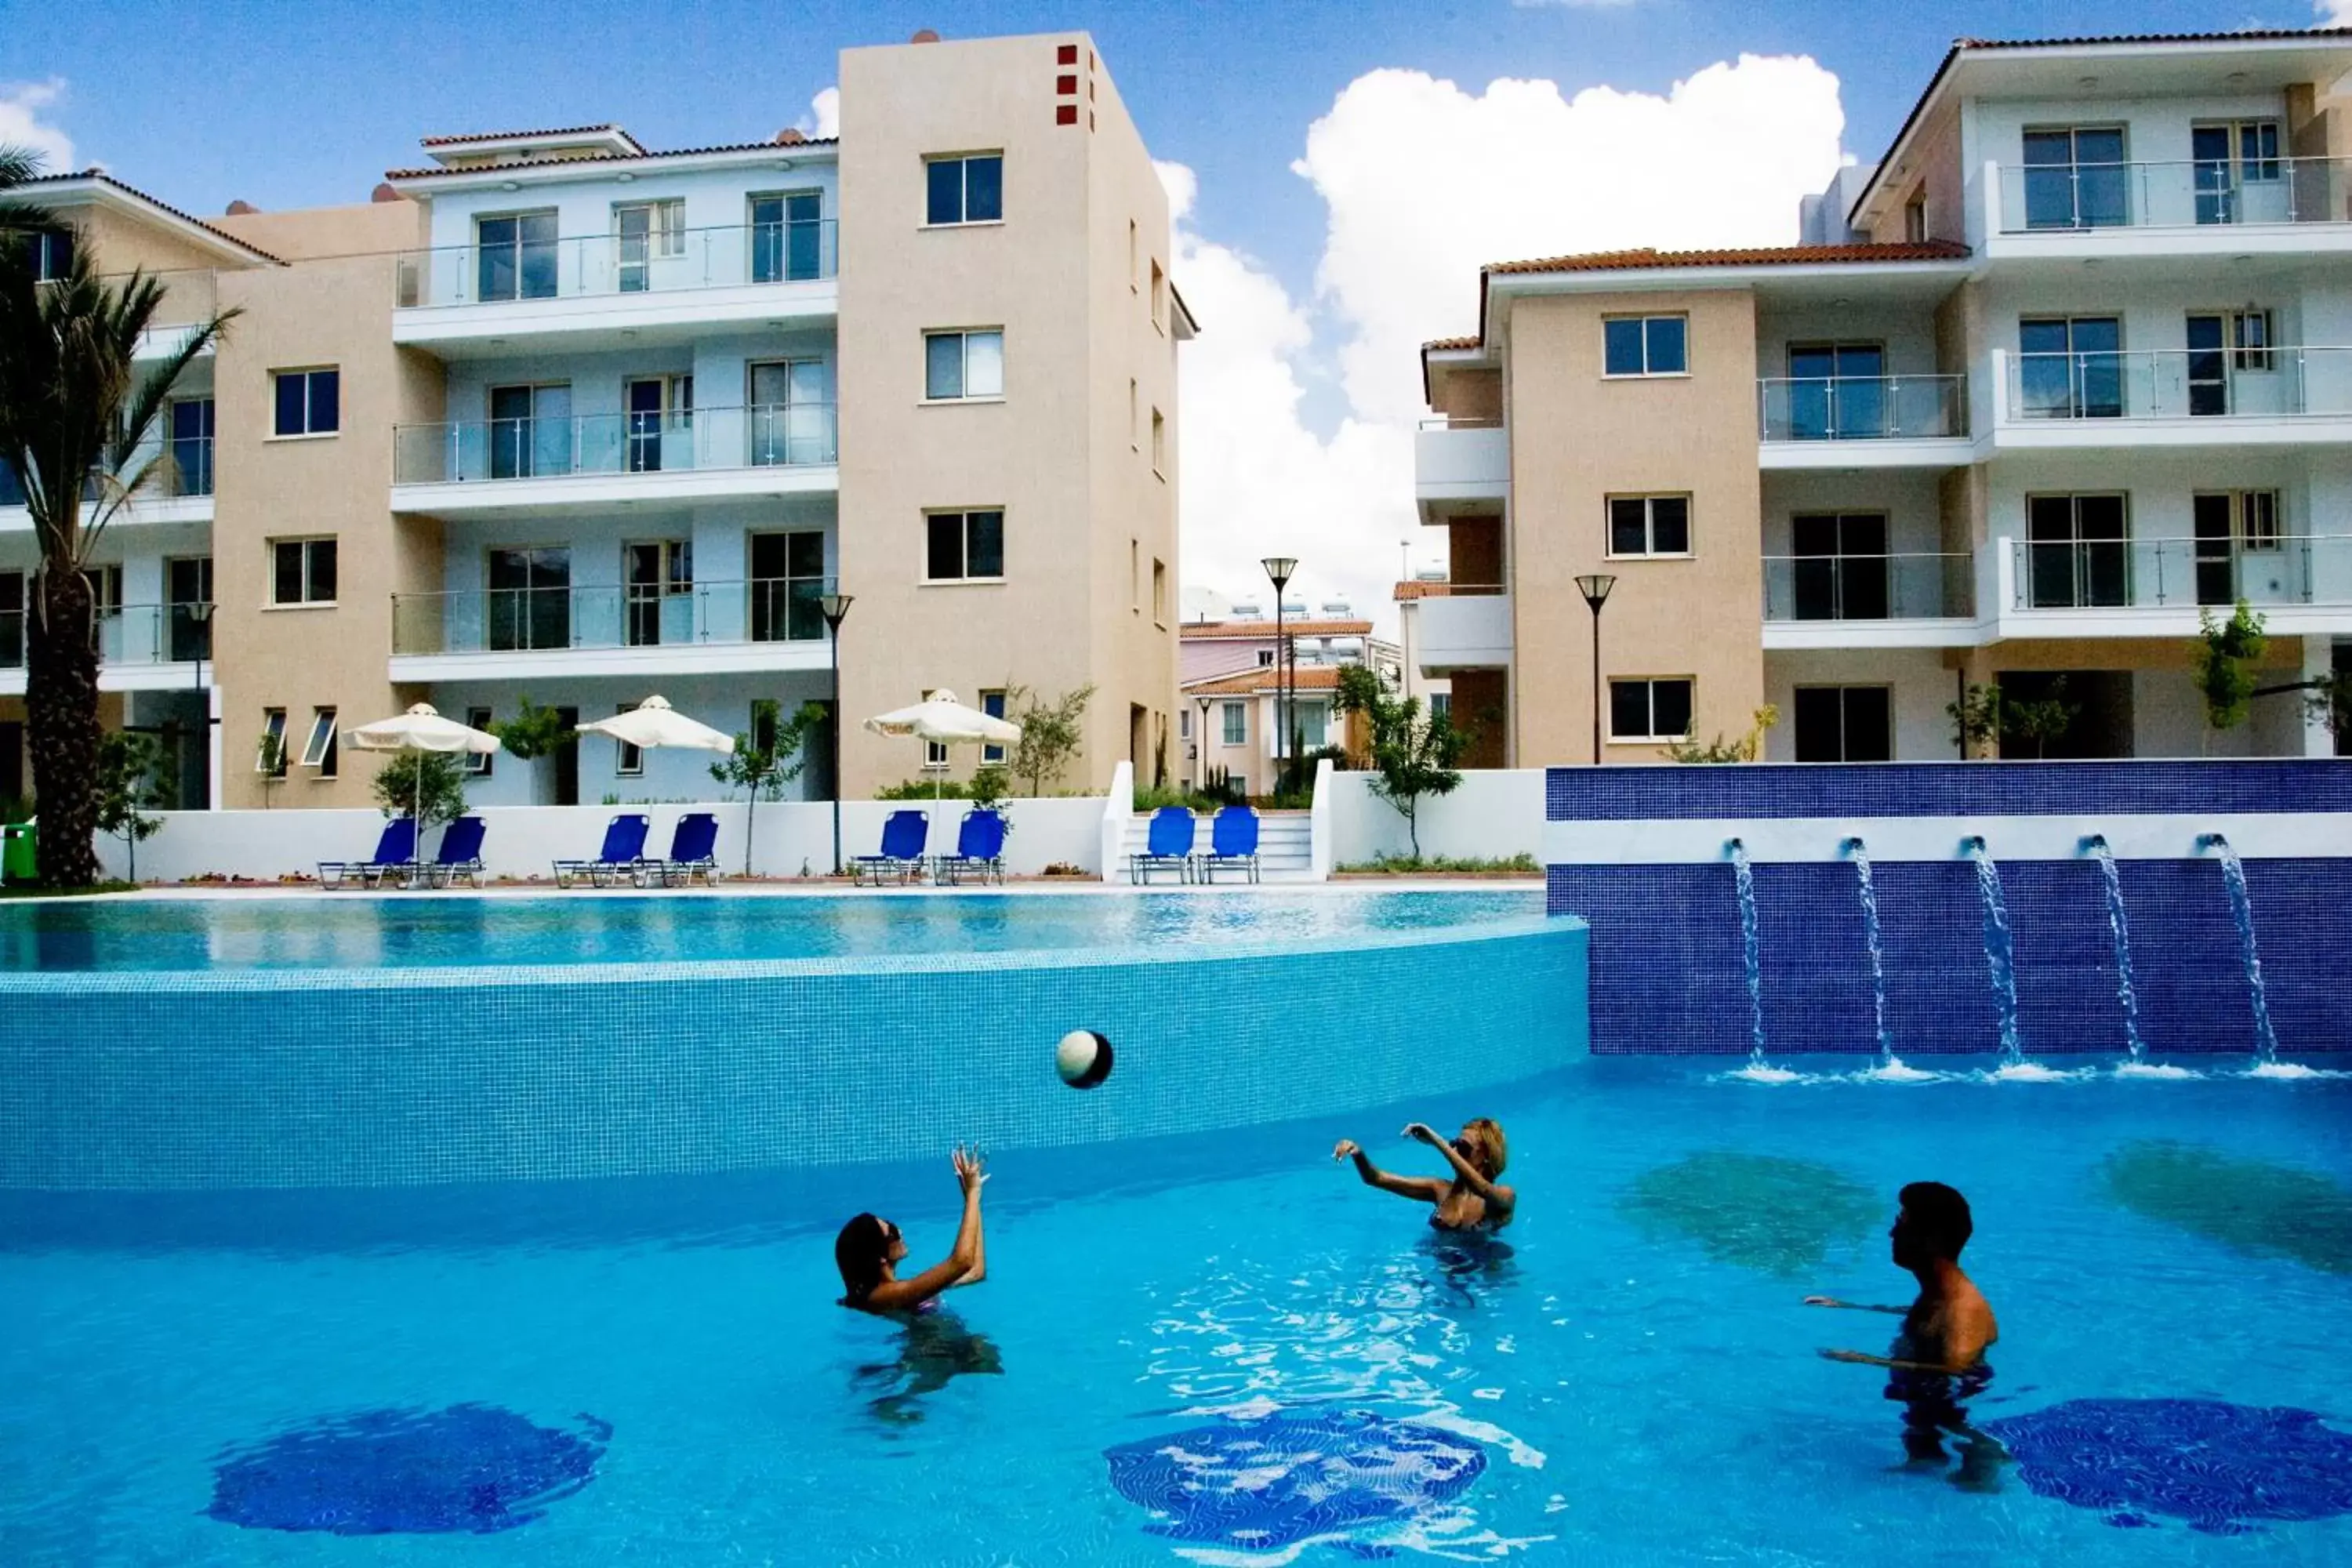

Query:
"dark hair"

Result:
[[1898, 1181, 1973, 1259], [835, 1212, 890, 1303]]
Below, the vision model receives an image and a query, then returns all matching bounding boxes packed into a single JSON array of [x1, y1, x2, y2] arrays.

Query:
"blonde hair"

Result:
[[1464, 1118, 1507, 1179]]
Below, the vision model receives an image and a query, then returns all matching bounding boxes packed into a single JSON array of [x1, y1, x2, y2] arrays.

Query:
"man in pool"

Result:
[[1333, 1119, 1514, 1232], [835, 1145, 988, 1313], [1808, 1181, 2002, 1484]]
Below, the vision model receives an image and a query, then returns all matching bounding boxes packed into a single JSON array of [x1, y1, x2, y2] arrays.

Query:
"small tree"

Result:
[[2002, 677, 2080, 761], [93, 730, 168, 884], [371, 750, 469, 829], [1334, 664, 1466, 859], [1668, 705, 1779, 764], [1949, 683, 2002, 760], [2193, 601, 2268, 738], [2305, 667, 2352, 746], [710, 697, 827, 874], [1007, 683, 1094, 797]]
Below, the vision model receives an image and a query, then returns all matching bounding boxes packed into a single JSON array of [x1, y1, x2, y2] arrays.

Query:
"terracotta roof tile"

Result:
[[1181, 619, 1371, 640], [13, 171, 285, 265], [1184, 666, 1348, 696], [1393, 580, 1493, 601], [1951, 28, 2348, 50], [420, 124, 644, 148], [1422, 335, 1482, 352], [1485, 240, 1969, 275]]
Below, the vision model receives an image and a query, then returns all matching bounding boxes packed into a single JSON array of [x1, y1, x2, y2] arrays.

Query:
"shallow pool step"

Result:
[[1120, 811, 1315, 880]]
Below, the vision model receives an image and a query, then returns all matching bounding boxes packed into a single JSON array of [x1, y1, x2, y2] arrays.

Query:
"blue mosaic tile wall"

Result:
[[1545, 858, 2351, 1056], [0, 921, 1587, 1191], [1545, 760, 2352, 822]]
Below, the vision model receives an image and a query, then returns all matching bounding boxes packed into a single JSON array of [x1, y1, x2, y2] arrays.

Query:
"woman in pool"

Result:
[[1333, 1119, 1514, 1232], [836, 1145, 988, 1313]]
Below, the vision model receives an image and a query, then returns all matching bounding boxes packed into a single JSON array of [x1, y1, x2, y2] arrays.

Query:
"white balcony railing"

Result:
[[1997, 158, 2352, 234], [392, 404, 836, 485], [1761, 554, 1973, 622], [2005, 348, 2352, 422], [1758, 376, 1966, 441], [2008, 535, 2352, 612], [1414, 586, 1512, 669], [0, 437, 212, 508], [0, 604, 210, 671], [394, 221, 837, 309], [1414, 418, 1508, 503], [391, 578, 837, 658]]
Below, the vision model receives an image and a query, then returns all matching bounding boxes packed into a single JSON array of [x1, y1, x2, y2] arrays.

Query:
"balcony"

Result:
[[0, 603, 212, 695], [112, 268, 221, 361], [0, 436, 212, 528], [391, 221, 839, 356], [2000, 534, 2352, 638], [1412, 585, 1512, 671], [1756, 376, 1969, 468], [390, 405, 837, 519], [1414, 418, 1508, 521], [387, 579, 838, 682], [1992, 348, 2352, 448], [1761, 554, 1976, 649], [1985, 157, 2352, 259]]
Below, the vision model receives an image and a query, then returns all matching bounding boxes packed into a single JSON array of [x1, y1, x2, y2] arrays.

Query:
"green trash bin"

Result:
[[2, 820, 35, 885]]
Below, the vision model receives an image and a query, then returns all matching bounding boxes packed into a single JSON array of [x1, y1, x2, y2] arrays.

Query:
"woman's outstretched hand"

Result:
[[953, 1145, 989, 1196], [1332, 1138, 1361, 1161], [1401, 1122, 1443, 1148]]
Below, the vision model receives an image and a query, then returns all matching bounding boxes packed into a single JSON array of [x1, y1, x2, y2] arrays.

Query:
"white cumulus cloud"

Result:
[[1172, 56, 1848, 629], [2321, 2, 2352, 26], [797, 86, 840, 140], [0, 78, 77, 172]]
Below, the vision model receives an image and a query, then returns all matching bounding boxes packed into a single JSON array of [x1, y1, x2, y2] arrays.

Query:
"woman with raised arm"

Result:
[[835, 1146, 989, 1314], [1333, 1119, 1514, 1232]]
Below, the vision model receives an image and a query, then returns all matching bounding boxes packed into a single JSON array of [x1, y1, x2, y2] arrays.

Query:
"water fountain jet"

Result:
[[1845, 837, 1933, 1082], [1726, 840, 1797, 1083], [2084, 836, 2195, 1080]]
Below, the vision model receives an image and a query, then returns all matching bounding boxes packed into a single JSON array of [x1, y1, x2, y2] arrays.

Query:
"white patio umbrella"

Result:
[[343, 702, 503, 858], [573, 695, 737, 756], [864, 690, 1022, 798]]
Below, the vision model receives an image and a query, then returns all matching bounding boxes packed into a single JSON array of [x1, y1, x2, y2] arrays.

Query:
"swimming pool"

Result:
[[5, 1059, 2347, 1564]]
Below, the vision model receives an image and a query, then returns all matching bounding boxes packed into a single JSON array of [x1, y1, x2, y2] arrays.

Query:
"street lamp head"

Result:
[[818, 593, 854, 627], [187, 601, 216, 624], [1260, 556, 1297, 593], [1574, 573, 1617, 612]]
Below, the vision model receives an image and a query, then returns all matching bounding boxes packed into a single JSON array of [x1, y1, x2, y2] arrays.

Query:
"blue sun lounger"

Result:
[[935, 808, 1007, 886], [1193, 805, 1261, 884], [318, 817, 419, 889], [553, 813, 651, 888], [851, 809, 929, 886], [639, 812, 720, 887], [422, 816, 488, 888], [1129, 806, 1196, 884]]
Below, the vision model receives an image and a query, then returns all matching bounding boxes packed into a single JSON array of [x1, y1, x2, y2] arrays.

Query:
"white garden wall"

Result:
[[1325, 769, 1546, 866], [93, 797, 1108, 884]]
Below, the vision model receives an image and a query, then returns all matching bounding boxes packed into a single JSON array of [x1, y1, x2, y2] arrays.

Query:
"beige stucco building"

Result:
[[1414, 29, 2352, 766], [2, 28, 1189, 812]]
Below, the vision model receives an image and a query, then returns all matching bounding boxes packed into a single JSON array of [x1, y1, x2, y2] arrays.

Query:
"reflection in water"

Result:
[[853, 1309, 1004, 1426], [1620, 1151, 1878, 1276], [2101, 1141, 2352, 1276], [1882, 1336, 2002, 1491], [1421, 1232, 1517, 1309]]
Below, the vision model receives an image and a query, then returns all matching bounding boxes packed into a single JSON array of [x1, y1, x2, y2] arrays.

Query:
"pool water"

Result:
[[0, 890, 1544, 972], [5, 1060, 2348, 1565]]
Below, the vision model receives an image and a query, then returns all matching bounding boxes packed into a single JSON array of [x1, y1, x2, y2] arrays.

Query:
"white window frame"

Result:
[[614, 198, 687, 256], [1608, 677, 1696, 743], [612, 702, 644, 776], [258, 708, 289, 775], [923, 328, 1004, 401], [923, 509, 1005, 583], [269, 537, 337, 607], [1602, 314, 1689, 379], [1606, 494, 1693, 560], [299, 707, 338, 770], [271, 367, 339, 437], [1221, 701, 1247, 746], [464, 706, 495, 776], [924, 152, 1004, 227], [981, 689, 1008, 764]]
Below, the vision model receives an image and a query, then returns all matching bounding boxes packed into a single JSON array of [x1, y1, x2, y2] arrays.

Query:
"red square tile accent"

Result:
[[1058, 74, 1076, 95], [1058, 43, 1077, 64], [1057, 103, 1078, 125]]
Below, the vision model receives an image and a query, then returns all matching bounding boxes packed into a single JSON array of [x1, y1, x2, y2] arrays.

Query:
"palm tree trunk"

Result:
[[26, 568, 103, 887]]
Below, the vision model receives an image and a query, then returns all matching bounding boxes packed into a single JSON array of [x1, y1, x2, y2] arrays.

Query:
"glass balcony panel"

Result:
[[393, 405, 837, 485], [391, 579, 837, 656], [1761, 554, 1971, 621], [395, 221, 839, 307], [2001, 157, 2352, 232], [1757, 376, 1965, 441]]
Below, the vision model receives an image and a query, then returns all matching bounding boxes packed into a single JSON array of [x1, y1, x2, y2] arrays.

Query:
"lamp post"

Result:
[[818, 592, 854, 873], [1574, 573, 1616, 766], [1260, 557, 1296, 791], [187, 601, 214, 809], [1195, 695, 1213, 793]]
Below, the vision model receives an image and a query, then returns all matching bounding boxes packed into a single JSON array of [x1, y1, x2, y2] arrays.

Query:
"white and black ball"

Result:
[[1055, 1029, 1114, 1090]]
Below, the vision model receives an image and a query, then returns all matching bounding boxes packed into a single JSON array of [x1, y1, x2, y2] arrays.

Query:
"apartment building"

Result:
[[1414, 29, 2352, 765], [1, 28, 1189, 810], [1178, 601, 1398, 793]]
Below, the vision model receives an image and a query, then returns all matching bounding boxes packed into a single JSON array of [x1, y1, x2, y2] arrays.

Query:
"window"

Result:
[[750, 191, 826, 282], [2022, 126, 2128, 230], [488, 383, 574, 477], [2185, 312, 2274, 416], [270, 538, 337, 605], [2025, 493, 2129, 608], [1789, 513, 1890, 621], [1130, 539, 1139, 609], [614, 199, 685, 292], [1150, 408, 1166, 474], [924, 329, 1004, 400], [477, 210, 559, 300], [487, 546, 572, 651], [1609, 677, 1694, 742], [1278, 702, 1328, 754], [259, 709, 289, 776], [748, 359, 829, 466], [1128, 379, 1139, 446], [624, 376, 691, 473], [464, 707, 495, 776], [1152, 558, 1167, 625], [168, 397, 214, 496], [30, 226, 74, 281], [1150, 260, 1167, 332], [1603, 315, 1687, 377], [1783, 343, 1888, 439], [612, 703, 644, 776], [82, 564, 122, 619], [981, 689, 1008, 764], [2018, 318, 2122, 419], [2230, 310, 2273, 373], [2193, 122, 2281, 223], [300, 707, 339, 776], [0, 572, 19, 668], [1221, 701, 1247, 746], [1256, 648, 1275, 667], [925, 153, 1004, 225], [925, 510, 1004, 581], [272, 368, 339, 437], [2193, 492, 2283, 607], [1794, 687, 1893, 763], [749, 531, 826, 641], [625, 540, 692, 647], [1179, 707, 1192, 739], [1429, 692, 1452, 724], [1606, 495, 1690, 557], [166, 557, 212, 662], [1903, 192, 1927, 243]]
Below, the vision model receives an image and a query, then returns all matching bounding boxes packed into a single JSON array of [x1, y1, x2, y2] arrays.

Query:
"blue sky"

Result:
[[5, 0, 2337, 619]]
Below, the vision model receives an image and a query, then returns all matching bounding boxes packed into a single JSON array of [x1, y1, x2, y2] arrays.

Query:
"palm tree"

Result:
[[0, 148, 238, 885]]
